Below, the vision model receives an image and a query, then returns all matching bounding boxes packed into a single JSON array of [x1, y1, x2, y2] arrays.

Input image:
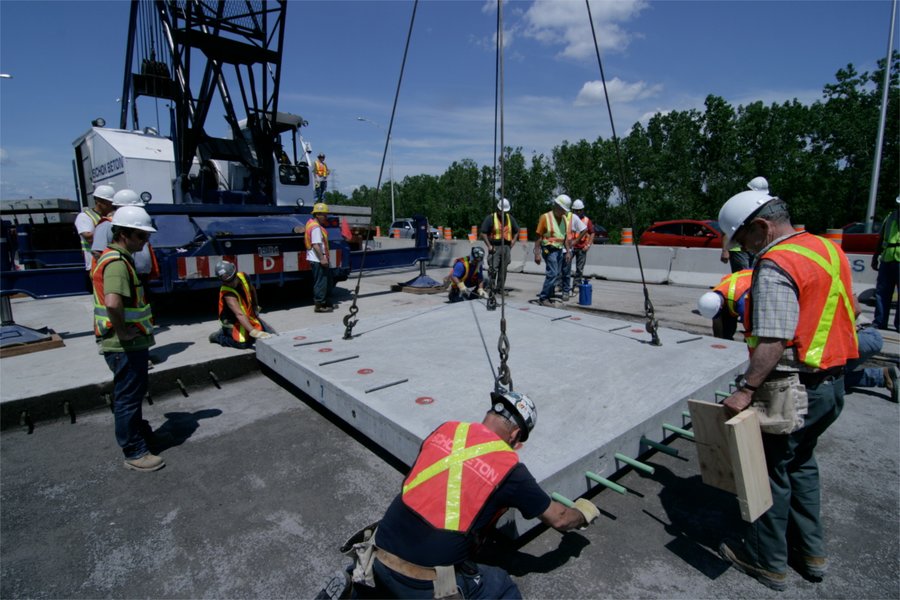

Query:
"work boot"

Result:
[[123, 453, 165, 472], [315, 304, 333, 313], [788, 550, 827, 582], [208, 331, 220, 343], [884, 366, 898, 403], [719, 541, 787, 591]]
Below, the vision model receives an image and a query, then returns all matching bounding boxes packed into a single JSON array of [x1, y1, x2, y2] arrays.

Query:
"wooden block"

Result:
[[0, 333, 65, 358], [687, 399, 772, 522]]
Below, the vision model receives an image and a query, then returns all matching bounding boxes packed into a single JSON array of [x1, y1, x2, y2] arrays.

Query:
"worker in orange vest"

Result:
[[314, 153, 329, 202], [716, 190, 858, 591], [209, 260, 274, 349], [346, 391, 599, 599], [303, 203, 336, 312], [697, 269, 753, 340], [445, 246, 487, 303], [479, 197, 520, 296]]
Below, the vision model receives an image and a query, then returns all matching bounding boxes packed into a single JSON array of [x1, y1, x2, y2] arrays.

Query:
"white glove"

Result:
[[477, 288, 488, 298], [574, 498, 600, 527], [249, 329, 272, 340]]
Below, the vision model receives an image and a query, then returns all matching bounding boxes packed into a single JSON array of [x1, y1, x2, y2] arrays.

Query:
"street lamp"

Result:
[[356, 116, 395, 224]]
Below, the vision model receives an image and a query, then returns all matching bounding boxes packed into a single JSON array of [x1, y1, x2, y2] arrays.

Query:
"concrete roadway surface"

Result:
[[1, 268, 898, 598]]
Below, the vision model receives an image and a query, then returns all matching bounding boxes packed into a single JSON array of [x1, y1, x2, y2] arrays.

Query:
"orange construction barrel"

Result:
[[621, 228, 633, 245], [392, 228, 401, 239], [825, 228, 843, 246], [375, 226, 381, 237], [794, 224, 805, 232], [444, 227, 453, 240], [518, 228, 528, 242]]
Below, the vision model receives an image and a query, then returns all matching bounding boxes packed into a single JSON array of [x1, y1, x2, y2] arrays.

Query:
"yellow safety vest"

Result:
[[92, 248, 154, 338], [540, 211, 571, 248]]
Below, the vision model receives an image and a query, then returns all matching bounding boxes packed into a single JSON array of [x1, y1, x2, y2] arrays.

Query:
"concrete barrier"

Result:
[[669, 248, 731, 288], [582, 245, 674, 284], [429, 240, 484, 268]]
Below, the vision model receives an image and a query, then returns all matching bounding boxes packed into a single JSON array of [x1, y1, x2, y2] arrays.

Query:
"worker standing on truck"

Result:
[[75, 184, 114, 273], [716, 189, 857, 591], [92, 206, 164, 473], [314, 153, 329, 202], [344, 391, 599, 599], [479, 198, 519, 295], [209, 260, 274, 349], [697, 269, 753, 341], [303, 203, 336, 313]]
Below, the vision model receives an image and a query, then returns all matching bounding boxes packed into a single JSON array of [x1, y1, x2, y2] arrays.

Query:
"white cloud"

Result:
[[0, 147, 8, 165], [522, 0, 649, 60], [574, 77, 663, 106]]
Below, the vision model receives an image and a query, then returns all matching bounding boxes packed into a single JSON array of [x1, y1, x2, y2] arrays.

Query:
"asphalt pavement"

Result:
[[1, 268, 898, 598]]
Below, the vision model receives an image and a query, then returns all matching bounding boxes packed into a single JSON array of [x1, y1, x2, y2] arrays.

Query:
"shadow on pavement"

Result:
[[476, 530, 591, 576], [153, 408, 222, 451], [150, 341, 195, 363]]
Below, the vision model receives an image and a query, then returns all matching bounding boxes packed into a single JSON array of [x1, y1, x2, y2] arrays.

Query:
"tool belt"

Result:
[[769, 367, 843, 389], [373, 548, 460, 599]]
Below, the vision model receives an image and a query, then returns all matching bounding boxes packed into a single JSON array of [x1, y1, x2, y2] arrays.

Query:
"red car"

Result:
[[639, 219, 724, 248], [840, 221, 881, 254]]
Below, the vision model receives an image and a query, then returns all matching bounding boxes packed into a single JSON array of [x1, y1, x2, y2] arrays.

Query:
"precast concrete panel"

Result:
[[256, 300, 748, 535]]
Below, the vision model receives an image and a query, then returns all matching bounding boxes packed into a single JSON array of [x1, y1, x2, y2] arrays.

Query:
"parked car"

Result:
[[592, 224, 610, 244], [639, 219, 724, 248], [389, 218, 439, 239], [840, 221, 881, 254]]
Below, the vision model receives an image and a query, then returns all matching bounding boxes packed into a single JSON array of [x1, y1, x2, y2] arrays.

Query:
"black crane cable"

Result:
[[584, 0, 661, 346], [342, 0, 419, 340]]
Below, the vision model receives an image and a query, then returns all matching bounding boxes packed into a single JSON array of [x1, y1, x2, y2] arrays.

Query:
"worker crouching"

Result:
[[445, 246, 487, 303], [209, 260, 274, 349]]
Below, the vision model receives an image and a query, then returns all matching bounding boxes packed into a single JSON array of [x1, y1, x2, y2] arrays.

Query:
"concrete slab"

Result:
[[256, 299, 749, 534]]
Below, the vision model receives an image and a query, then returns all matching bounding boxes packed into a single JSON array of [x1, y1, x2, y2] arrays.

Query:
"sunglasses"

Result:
[[131, 230, 150, 241]]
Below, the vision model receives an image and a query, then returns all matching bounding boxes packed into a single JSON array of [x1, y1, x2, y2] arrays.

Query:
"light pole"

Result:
[[356, 116, 395, 224]]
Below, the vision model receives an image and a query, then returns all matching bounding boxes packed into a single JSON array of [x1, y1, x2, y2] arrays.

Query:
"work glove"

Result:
[[249, 329, 272, 340], [871, 255, 880, 271], [574, 498, 600, 527], [477, 288, 488, 298], [456, 281, 468, 291]]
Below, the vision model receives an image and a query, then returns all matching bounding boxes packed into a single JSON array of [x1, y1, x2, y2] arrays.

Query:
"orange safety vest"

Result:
[[92, 247, 154, 338], [450, 257, 481, 287], [314, 159, 329, 178], [401, 421, 518, 533], [491, 213, 513, 242], [573, 215, 592, 249], [745, 233, 858, 370], [304, 218, 330, 254], [712, 269, 753, 319], [218, 272, 262, 343], [539, 211, 572, 248]]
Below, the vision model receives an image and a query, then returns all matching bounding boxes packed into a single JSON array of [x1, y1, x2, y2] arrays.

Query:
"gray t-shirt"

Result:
[[92, 221, 153, 275]]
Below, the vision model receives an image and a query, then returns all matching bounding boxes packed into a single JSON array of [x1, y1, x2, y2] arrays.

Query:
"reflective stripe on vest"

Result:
[[79, 208, 102, 254], [882, 210, 900, 263], [712, 269, 753, 319], [218, 272, 262, 343], [315, 160, 328, 177], [402, 422, 518, 532], [745, 233, 858, 369], [491, 213, 512, 242], [450, 257, 479, 286], [573, 216, 592, 249], [304, 218, 330, 253], [92, 248, 153, 338], [540, 211, 571, 247]]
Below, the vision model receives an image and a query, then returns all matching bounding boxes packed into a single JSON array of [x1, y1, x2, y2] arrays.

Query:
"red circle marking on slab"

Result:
[[571, 317, 581, 321], [318, 348, 332, 353], [631, 328, 644, 333], [711, 344, 728, 349], [416, 397, 435, 405], [357, 368, 374, 375], [293, 335, 307, 341], [519, 307, 530, 311]]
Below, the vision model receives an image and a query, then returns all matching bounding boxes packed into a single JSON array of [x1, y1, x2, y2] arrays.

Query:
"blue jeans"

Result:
[[315, 180, 328, 202], [373, 559, 521, 599], [104, 349, 150, 459], [311, 261, 333, 305], [844, 326, 885, 389], [873, 260, 899, 331], [560, 250, 573, 295], [741, 375, 844, 573], [538, 247, 563, 300]]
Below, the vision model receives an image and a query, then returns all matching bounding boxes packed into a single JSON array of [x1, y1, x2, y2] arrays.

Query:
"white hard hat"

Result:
[[111, 205, 157, 232], [718, 190, 775, 244], [747, 176, 769, 193], [554, 194, 572, 212], [112, 189, 144, 207], [497, 198, 511, 212], [491, 390, 537, 442], [215, 260, 237, 281], [572, 199, 585, 210], [92, 185, 116, 202], [471, 246, 485, 261], [697, 292, 724, 319]]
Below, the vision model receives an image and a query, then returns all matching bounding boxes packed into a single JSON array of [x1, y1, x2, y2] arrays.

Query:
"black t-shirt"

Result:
[[374, 462, 550, 567], [479, 213, 521, 243]]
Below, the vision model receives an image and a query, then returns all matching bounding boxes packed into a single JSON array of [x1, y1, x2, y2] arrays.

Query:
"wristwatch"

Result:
[[735, 375, 758, 393]]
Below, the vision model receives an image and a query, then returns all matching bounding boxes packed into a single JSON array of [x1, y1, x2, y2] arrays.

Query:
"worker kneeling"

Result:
[[209, 260, 275, 349], [446, 246, 487, 303], [345, 391, 600, 599]]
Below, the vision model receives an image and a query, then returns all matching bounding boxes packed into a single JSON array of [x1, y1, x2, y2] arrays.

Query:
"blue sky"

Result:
[[0, 0, 896, 201]]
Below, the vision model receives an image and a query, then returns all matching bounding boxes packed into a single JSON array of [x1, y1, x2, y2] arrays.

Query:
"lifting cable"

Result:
[[492, 0, 514, 392], [584, 0, 661, 346], [342, 0, 419, 340]]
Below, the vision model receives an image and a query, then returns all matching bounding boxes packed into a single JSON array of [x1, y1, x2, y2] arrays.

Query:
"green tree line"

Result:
[[327, 55, 899, 239]]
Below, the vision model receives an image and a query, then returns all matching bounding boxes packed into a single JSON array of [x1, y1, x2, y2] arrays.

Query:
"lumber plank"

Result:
[[0, 333, 65, 358], [688, 399, 736, 494]]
